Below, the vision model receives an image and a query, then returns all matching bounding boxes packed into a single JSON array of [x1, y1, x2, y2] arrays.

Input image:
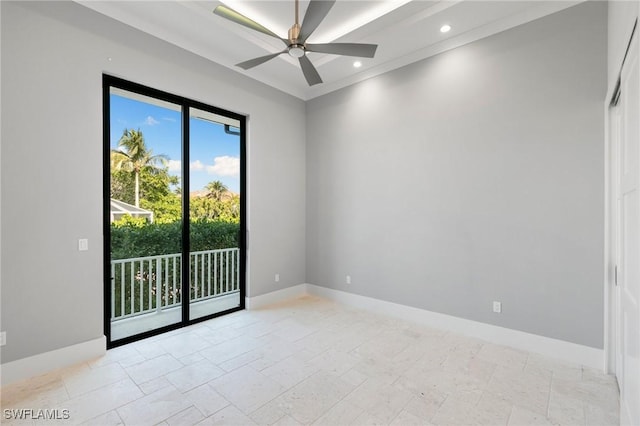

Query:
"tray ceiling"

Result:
[[77, 0, 582, 100]]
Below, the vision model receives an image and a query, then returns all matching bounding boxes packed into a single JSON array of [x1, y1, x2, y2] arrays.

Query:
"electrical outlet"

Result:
[[275, 273, 280, 283], [78, 238, 89, 251], [346, 275, 351, 284], [0, 331, 6, 346], [493, 301, 502, 313]]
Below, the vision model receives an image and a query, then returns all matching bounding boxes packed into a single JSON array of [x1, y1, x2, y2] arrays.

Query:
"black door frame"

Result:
[[102, 74, 246, 349]]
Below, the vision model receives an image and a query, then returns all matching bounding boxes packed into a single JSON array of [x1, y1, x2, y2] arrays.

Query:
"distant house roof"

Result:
[[110, 199, 154, 223]]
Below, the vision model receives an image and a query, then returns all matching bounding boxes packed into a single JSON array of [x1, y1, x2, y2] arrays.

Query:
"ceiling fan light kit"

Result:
[[213, 0, 378, 86], [288, 45, 305, 58]]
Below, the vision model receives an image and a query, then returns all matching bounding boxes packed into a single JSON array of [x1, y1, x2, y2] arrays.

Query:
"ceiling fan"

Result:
[[213, 0, 378, 86]]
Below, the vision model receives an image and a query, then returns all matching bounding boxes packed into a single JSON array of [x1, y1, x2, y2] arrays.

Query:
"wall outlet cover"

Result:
[[78, 239, 89, 251]]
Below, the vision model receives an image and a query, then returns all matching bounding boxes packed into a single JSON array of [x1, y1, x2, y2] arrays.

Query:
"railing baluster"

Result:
[[231, 249, 236, 292], [139, 261, 144, 313], [214, 251, 218, 296], [208, 252, 212, 298], [201, 252, 205, 298], [194, 252, 198, 300], [173, 255, 177, 304], [226, 249, 230, 293], [120, 263, 125, 317], [147, 260, 152, 311], [156, 258, 162, 312], [164, 257, 169, 305], [130, 261, 134, 315], [111, 263, 115, 319]]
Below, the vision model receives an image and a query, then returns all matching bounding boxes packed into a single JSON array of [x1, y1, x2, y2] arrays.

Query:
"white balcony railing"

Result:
[[110, 248, 240, 321]]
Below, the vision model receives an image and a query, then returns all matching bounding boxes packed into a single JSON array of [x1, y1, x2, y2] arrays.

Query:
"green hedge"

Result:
[[111, 220, 240, 260]]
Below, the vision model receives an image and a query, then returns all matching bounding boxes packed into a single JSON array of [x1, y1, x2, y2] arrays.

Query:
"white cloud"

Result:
[[168, 160, 181, 172], [144, 116, 160, 126], [190, 160, 205, 171], [206, 156, 240, 178]]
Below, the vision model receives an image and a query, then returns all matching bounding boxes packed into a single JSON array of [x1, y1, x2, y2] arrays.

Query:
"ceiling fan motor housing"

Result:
[[288, 23, 301, 44]]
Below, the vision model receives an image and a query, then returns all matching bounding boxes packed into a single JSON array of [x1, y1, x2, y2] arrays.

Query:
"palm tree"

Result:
[[111, 129, 167, 207], [205, 180, 228, 201]]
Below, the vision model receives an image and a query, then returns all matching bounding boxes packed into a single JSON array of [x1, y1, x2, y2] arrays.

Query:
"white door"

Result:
[[615, 28, 640, 426]]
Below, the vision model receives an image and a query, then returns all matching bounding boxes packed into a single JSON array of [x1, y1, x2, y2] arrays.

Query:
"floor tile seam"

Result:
[[537, 364, 553, 422], [118, 377, 173, 410], [301, 396, 343, 425], [190, 386, 233, 420], [251, 396, 298, 426], [28, 375, 84, 410], [258, 361, 319, 388], [332, 371, 374, 413], [128, 346, 171, 363], [305, 346, 339, 370], [133, 378, 177, 399], [161, 403, 202, 426], [481, 348, 502, 392], [88, 357, 116, 370], [62, 363, 135, 399], [115, 383, 191, 425], [386, 406, 410, 426], [40, 375, 72, 408], [380, 386, 418, 425], [504, 403, 517, 426], [580, 402, 589, 426], [85, 408, 125, 426], [113, 408, 125, 426], [428, 391, 457, 423], [238, 386, 292, 424]]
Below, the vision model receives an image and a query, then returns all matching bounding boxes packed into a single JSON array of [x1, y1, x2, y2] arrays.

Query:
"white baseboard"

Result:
[[245, 284, 309, 310], [305, 284, 604, 370], [1, 336, 106, 386], [0, 284, 605, 386]]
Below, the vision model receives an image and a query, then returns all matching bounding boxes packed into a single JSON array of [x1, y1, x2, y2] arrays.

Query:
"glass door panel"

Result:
[[188, 107, 242, 320], [108, 87, 183, 341]]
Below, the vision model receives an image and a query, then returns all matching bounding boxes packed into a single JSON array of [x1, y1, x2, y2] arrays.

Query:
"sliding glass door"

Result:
[[188, 108, 242, 320], [107, 88, 184, 342], [103, 76, 245, 347]]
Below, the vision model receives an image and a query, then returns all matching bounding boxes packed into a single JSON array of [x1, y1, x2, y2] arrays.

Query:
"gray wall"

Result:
[[0, 1, 306, 364], [306, 2, 607, 348]]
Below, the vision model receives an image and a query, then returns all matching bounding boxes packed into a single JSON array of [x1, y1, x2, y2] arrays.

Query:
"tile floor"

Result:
[[0, 295, 620, 425]]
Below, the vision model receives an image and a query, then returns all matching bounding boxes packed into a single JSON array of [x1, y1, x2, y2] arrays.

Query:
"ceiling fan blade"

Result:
[[214, 5, 281, 40], [236, 50, 288, 70], [298, 0, 336, 43], [305, 43, 378, 58], [299, 55, 323, 86]]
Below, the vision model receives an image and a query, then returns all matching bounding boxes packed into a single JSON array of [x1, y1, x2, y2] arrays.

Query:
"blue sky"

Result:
[[110, 94, 240, 193]]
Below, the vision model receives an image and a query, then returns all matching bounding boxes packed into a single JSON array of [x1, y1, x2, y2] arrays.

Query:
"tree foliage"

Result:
[[205, 180, 228, 201], [190, 193, 240, 223], [111, 128, 168, 207], [111, 166, 178, 204], [111, 220, 240, 260]]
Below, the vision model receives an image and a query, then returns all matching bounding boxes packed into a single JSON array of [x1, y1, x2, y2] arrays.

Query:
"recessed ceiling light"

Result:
[[353, 61, 362, 68], [440, 24, 451, 33]]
